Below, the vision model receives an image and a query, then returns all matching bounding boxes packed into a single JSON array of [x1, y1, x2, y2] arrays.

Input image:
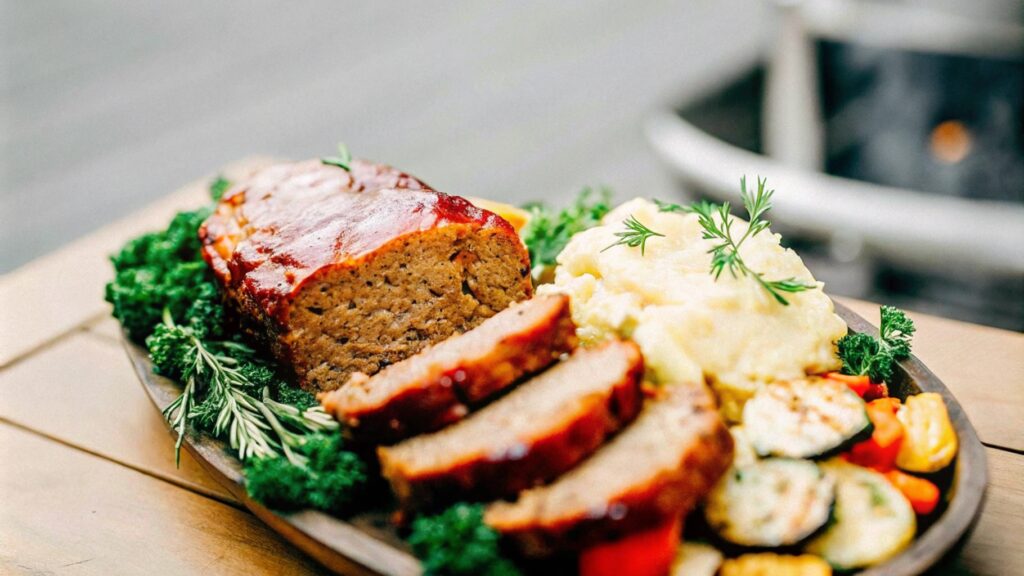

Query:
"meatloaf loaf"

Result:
[[484, 384, 733, 557], [378, 340, 643, 511], [320, 294, 577, 443], [200, 159, 533, 391]]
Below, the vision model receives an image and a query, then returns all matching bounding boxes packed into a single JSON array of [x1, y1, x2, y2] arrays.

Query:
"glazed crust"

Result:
[[485, 384, 734, 557], [377, 340, 644, 511], [199, 159, 532, 390]]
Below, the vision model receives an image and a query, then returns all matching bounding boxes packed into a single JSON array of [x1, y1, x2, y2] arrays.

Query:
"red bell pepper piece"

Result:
[[845, 398, 904, 471], [825, 372, 871, 397], [579, 516, 681, 576]]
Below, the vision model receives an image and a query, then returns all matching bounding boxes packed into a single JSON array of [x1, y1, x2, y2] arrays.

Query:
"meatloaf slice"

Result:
[[484, 384, 733, 557], [377, 340, 643, 511], [200, 159, 532, 392], [320, 294, 578, 443]]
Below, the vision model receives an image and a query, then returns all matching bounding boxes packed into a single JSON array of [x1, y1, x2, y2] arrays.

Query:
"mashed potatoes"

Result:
[[538, 198, 846, 421]]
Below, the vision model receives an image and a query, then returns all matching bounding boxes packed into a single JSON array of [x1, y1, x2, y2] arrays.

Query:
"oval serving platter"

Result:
[[124, 301, 988, 576]]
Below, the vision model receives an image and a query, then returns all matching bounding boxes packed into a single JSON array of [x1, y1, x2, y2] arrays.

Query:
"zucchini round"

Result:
[[704, 459, 835, 548], [742, 378, 872, 459], [805, 460, 916, 570]]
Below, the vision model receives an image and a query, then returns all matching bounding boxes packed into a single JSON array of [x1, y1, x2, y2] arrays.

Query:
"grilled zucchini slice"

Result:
[[743, 378, 872, 459], [705, 459, 835, 548], [805, 460, 916, 569]]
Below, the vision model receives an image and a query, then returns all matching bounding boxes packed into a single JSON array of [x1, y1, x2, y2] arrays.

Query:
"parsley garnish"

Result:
[[657, 177, 815, 306], [837, 306, 916, 383], [209, 176, 231, 202], [409, 503, 522, 576], [108, 177, 366, 511], [321, 142, 353, 171], [602, 214, 665, 256], [520, 186, 611, 281]]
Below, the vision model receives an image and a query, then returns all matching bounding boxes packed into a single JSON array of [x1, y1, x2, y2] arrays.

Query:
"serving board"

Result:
[[125, 301, 988, 576]]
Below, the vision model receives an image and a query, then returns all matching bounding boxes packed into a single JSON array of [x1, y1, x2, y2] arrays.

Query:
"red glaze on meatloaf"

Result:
[[377, 340, 644, 512], [485, 384, 733, 557], [320, 295, 578, 444], [200, 159, 533, 391]]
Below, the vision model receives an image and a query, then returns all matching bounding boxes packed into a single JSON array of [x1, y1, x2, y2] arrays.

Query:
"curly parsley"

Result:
[[837, 305, 916, 383]]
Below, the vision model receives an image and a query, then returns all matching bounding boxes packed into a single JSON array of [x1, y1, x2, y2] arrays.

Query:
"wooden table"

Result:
[[2, 163, 1022, 575]]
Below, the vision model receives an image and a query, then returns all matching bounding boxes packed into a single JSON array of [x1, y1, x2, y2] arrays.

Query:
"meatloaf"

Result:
[[377, 340, 644, 511], [200, 159, 533, 391], [319, 294, 577, 443], [484, 384, 733, 557]]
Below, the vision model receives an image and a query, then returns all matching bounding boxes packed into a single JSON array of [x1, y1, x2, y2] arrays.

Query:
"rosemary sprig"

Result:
[[321, 142, 353, 171], [154, 311, 337, 466], [602, 214, 665, 256], [658, 177, 815, 305]]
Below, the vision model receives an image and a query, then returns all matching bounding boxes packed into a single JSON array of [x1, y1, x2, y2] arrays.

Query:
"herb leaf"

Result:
[[245, 432, 368, 514], [520, 186, 611, 281], [659, 177, 815, 305], [210, 176, 231, 202], [409, 503, 522, 576], [148, 312, 339, 466], [837, 306, 916, 383], [603, 214, 665, 256], [321, 142, 353, 171]]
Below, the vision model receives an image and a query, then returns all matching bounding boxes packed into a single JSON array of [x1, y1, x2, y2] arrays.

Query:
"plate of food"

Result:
[[109, 146, 986, 576]]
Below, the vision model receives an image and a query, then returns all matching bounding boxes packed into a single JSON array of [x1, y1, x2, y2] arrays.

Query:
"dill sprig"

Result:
[[602, 214, 665, 256], [321, 142, 353, 171], [657, 176, 815, 305]]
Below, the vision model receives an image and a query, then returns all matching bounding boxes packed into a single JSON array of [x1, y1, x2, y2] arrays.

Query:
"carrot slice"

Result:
[[886, 470, 941, 515]]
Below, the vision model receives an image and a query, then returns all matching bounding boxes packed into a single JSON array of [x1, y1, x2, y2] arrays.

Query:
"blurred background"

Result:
[[2, 0, 1022, 329]]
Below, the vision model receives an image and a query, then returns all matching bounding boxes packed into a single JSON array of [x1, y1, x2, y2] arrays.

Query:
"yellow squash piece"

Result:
[[896, 392, 958, 473], [720, 553, 832, 576], [466, 197, 531, 233]]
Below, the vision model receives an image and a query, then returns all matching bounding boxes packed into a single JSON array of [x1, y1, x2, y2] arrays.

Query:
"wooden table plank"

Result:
[[0, 157, 273, 369], [0, 423, 325, 576], [0, 331, 235, 504], [944, 448, 1024, 575], [838, 298, 1024, 452]]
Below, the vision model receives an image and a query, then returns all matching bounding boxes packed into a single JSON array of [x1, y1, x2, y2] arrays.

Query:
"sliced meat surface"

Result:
[[319, 294, 577, 444], [484, 384, 733, 557], [378, 340, 644, 511]]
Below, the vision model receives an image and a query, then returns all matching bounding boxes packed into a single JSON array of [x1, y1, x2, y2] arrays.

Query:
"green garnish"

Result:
[[837, 306, 916, 383], [658, 177, 814, 306], [209, 176, 231, 202], [602, 214, 665, 256], [520, 186, 611, 281], [321, 142, 353, 171], [148, 311, 338, 466], [107, 175, 368, 512], [409, 503, 522, 576], [105, 179, 228, 341], [245, 432, 368, 514]]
